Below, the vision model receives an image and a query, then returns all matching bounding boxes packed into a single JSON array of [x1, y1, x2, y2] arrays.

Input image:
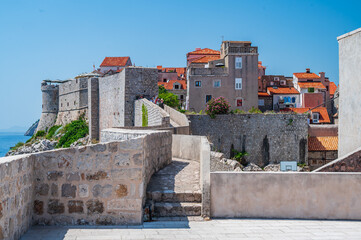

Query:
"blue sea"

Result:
[[0, 132, 31, 157]]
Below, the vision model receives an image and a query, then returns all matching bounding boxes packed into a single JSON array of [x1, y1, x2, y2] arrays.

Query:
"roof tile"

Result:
[[267, 87, 300, 94], [100, 57, 130, 67], [294, 72, 321, 79], [308, 136, 338, 151]]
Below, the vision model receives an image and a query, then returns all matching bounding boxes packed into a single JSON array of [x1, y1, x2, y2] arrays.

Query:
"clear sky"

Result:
[[0, 0, 360, 130]]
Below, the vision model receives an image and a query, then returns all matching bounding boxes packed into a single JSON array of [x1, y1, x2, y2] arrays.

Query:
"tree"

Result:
[[158, 86, 179, 108]]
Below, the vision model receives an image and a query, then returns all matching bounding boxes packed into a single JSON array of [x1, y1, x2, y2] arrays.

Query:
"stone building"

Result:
[[337, 27, 361, 157], [186, 41, 259, 112], [99, 57, 132, 74], [157, 66, 187, 106], [36, 67, 159, 139], [186, 48, 220, 67]]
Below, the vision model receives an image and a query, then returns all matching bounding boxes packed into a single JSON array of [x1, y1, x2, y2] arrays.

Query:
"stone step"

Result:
[[153, 202, 202, 217], [147, 191, 202, 203]]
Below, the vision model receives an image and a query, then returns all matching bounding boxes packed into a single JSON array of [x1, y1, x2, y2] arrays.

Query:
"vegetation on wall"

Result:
[[158, 85, 179, 108], [57, 119, 88, 148], [46, 125, 61, 139], [142, 104, 148, 127]]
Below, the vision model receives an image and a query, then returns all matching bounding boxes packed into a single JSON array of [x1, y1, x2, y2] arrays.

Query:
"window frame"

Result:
[[213, 80, 221, 88], [195, 81, 202, 87], [258, 99, 265, 106], [235, 78, 242, 90], [206, 95, 212, 103], [235, 57, 242, 69], [236, 98, 243, 107]]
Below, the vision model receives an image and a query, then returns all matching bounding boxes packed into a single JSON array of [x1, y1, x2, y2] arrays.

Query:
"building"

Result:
[[267, 86, 300, 110], [186, 41, 258, 112], [186, 48, 220, 66], [282, 107, 331, 124], [37, 67, 159, 140], [293, 68, 332, 112], [99, 57, 132, 74], [337, 27, 361, 157], [156, 66, 187, 106]]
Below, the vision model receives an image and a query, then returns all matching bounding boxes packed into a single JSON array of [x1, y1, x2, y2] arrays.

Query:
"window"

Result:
[[326, 86, 329, 91], [270, 81, 274, 86], [206, 95, 212, 103], [236, 98, 243, 107], [235, 78, 242, 90], [163, 79, 167, 82], [195, 81, 202, 87], [292, 97, 296, 103], [280, 80, 286, 85], [308, 87, 315, 93], [258, 99, 265, 106], [174, 84, 179, 89], [312, 113, 320, 123], [213, 80, 221, 88], [285, 97, 291, 103], [235, 57, 242, 69], [180, 95, 184, 100], [274, 77, 280, 81]]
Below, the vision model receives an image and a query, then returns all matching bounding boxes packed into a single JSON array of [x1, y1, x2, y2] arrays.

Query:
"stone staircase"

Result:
[[145, 158, 202, 221]]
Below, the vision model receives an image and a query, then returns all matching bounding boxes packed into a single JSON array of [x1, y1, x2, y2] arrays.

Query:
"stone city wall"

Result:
[[211, 171, 361, 220], [314, 146, 361, 172], [56, 78, 88, 126], [134, 99, 170, 127], [0, 155, 34, 240], [188, 114, 308, 167], [0, 129, 172, 239]]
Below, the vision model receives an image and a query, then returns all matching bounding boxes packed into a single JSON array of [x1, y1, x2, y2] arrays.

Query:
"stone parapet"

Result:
[[134, 99, 170, 127]]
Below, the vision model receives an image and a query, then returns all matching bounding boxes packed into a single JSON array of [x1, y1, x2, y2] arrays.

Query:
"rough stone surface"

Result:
[[243, 163, 263, 171], [134, 98, 170, 127], [316, 147, 361, 172], [61, 184, 76, 198], [189, 114, 308, 167]]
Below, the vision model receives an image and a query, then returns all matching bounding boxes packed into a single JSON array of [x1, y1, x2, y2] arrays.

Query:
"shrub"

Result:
[[205, 96, 230, 118], [248, 107, 262, 114], [57, 119, 88, 148], [10, 142, 24, 150], [158, 86, 179, 108], [35, 130, 46, 138], [46, 125, 61, 139], [232, 149, 249, 165], [142, 104, 148, 127]]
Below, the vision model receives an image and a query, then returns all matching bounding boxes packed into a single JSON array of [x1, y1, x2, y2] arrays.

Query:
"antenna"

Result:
[[221, 35, 224, 42]]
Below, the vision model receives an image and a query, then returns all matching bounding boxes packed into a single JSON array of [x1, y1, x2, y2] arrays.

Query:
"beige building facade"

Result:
[[186, 41, 258, 112]]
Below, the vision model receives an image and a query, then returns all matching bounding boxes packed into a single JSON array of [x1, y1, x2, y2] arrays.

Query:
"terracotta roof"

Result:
[[258, 61, 266, 69], [329, 82, 337, 96], [267, 87, 299, 94], [157, 66, 186, 78], [158, 80, 187, 90], [258, 92, 270, 97], [308, 136, 338, 151], [187, 48, 220, 55], [282, 107, 330, 123], [294, 72, 321, 79], [298, 82, 326, 89], [191, 55, 220, 64], [100, 57, 130, 67]]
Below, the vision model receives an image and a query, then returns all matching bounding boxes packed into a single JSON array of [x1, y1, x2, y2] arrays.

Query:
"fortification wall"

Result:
[[56, 78, 88, 126], [188, 114, 308, 167], [124, 68, 159, 126], [134, 99, 170, 127], [37, 83, 59, 132], [0, 129, 172, 239]]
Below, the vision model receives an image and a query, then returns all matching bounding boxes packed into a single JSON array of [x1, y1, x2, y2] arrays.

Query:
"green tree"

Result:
[[158, 86, 179, 108]]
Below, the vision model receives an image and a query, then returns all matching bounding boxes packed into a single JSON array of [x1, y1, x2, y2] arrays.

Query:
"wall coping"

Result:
[[337, 27, 361, 41]]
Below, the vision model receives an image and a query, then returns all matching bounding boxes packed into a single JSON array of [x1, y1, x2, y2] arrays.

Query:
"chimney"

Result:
[[319, 72, 325, 79], [306, 68, 311, 73]]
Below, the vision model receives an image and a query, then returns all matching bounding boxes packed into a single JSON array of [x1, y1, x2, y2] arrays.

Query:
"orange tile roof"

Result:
[[298, 82, 326, 89], [329, 82, 337, 96], [157, 66, 186, 78], [258, 61, 266, 69], [100, 57, 130, 67], [258, 92, 270, 97], [158, 80, 187, 90], [267, 87, 300, 94], [282, 107, 330, 123], [191, 55, 221, 64], [308, 136, 338, 151], [294, 72, 321, 79], [187, 48, 220, 55]]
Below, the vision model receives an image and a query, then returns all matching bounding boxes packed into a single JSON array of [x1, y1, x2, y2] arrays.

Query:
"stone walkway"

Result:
[[21, 219, 361, 239], [146, 158, 200, 194]]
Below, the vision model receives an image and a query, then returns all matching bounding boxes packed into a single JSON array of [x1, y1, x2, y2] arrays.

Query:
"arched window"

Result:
[[292, 97, 296, 103]]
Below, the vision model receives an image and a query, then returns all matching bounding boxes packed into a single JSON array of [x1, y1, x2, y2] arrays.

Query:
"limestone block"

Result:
[[92, 184, 112, 198], [68, 200, 84, 214], [115, 184, 128, 198], [86, 200, 104, 215], [79, 184, 89, 198], [111, 168, 142, 181], [51, 183, 58, 197], [47, 171, 63, 181], [33, 200, 44, 215], [61, 184, 76, 198], [107, 199, 142, 211], [35, 183, 49, 196], [66, 172, 80, 181], [86, 171, 108, 181], [47, 200, 65, 214], [114, 153, 131, 167]]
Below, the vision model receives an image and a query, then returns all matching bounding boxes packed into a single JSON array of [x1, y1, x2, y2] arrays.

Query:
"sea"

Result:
[[0, 132, 30, 157]]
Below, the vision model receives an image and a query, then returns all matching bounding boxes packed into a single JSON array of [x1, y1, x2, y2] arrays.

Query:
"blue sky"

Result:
[[0, 0, 360, 130]]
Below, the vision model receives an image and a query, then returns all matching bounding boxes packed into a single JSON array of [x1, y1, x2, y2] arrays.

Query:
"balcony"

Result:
[[225, 46, 258, 55]]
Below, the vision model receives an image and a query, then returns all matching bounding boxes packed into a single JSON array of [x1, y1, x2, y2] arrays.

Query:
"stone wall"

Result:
[[0, 129, 172, 239], [188, 114, 308, 167], [211, 171, 361, 220], [134, 99, 170, 127], [308, 151, 337, 171], [0, 155, 34, 240], [315, 146, 361, 172], [37, 83, 59, 132], [56, 78, 88, 126], [338, 28, 361, 157]]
